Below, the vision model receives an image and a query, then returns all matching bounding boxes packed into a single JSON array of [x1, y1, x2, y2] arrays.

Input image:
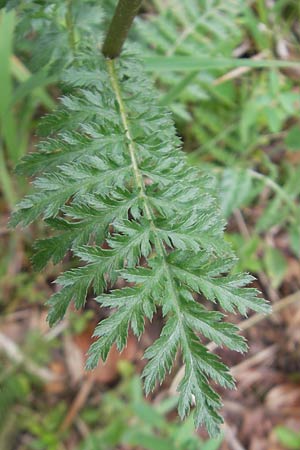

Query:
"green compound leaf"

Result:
[[11, 50, 270, 435]]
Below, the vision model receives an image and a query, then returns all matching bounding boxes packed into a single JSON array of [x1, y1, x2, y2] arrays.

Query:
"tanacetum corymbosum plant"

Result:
[[10, 0, 270, 435]]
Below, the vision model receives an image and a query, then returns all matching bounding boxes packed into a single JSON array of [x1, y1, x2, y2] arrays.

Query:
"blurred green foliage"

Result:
[[77, 371, 223, 450], [275, 426, 300, 450], [0, 8, 55, 208], [0, 359, 222, 449]]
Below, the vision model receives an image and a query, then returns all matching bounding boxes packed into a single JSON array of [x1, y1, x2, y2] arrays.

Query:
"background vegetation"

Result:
[[0, 0, 300, 448]]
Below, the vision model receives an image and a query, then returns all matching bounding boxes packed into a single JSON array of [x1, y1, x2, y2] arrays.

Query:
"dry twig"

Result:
[[0, 331, 61, 382], [60, 374, 96, 432]]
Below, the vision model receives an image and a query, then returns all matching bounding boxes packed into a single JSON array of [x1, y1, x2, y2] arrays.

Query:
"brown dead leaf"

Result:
[[64, 334, 86, 385], [249, 437, 269, 450], [285, 151, 300, 164], [0, 321, 24, 344], [44, 361, 66, 394], [73, 321, 138, 384], [241, 407, 272, 445], [284, 257, 300, 288], [266, 384, 300, 413]]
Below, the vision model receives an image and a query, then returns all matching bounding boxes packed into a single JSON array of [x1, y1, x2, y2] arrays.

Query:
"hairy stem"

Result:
[[102, 0, 143, 59]]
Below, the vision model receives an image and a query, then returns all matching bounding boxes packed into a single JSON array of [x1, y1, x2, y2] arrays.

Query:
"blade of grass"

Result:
[[10, 55, 56, 111], [0, 9, 18, 162], [159, 71, 198, 106], [160, 52, 265, 105], [11, 69, 57, 107], [143, 55, 300, 72]]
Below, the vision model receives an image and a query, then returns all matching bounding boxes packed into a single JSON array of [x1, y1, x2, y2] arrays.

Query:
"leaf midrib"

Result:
[[106, 58, 195, 372]]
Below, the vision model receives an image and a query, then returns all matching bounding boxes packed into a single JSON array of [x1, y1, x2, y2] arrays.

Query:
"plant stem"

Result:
[[102, 0, 143, 59], [65, 0, 76, 55]]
